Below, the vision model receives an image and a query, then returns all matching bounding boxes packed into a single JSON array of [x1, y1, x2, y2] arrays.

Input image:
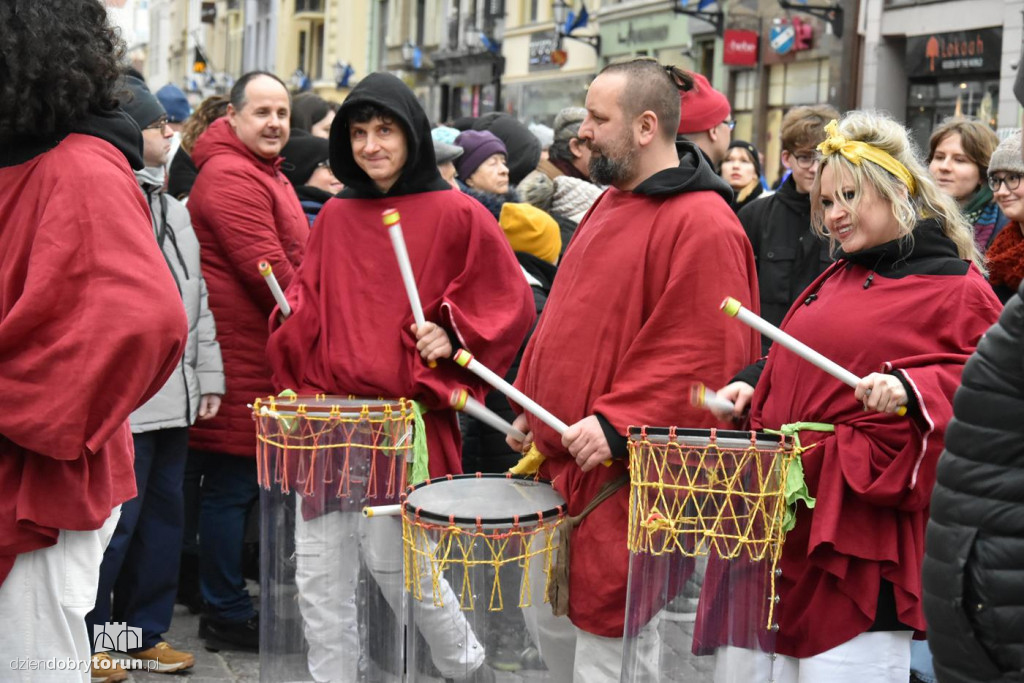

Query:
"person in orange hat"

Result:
[[676, 72, 733, 167]]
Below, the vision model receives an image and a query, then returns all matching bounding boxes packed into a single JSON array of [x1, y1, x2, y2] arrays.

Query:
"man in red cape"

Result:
[[267, 72, 534, 683], [509, 59, 760, 679], [0, 2, 187, 676]]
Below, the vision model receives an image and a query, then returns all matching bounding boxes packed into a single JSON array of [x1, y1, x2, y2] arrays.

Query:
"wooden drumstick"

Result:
[[258, 260, 291, 318], [382, 209, 436, 369], [449, 388, 527, 442], [720, 297, 907, 417]]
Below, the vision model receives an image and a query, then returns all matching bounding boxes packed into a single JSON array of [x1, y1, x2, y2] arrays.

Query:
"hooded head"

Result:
[[331, 72, 448, 197], [281, 131, 331, 186]]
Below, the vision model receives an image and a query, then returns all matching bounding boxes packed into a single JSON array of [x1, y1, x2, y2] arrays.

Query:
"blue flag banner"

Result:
[[565, 2, 589, 34]]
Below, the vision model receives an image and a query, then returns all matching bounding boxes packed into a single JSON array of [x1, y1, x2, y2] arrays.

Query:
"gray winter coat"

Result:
[[130, 167, 225, 433]]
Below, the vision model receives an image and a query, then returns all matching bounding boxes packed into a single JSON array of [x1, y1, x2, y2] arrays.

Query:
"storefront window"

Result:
[[504, 75, 591, 125], [906, 78, 998, 152]]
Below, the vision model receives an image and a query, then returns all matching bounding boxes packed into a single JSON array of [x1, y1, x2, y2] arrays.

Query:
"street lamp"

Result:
[[552, 0, 600, 52], [401, 40, 416, 63]]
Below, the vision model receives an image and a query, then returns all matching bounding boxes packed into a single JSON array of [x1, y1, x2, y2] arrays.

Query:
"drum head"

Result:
[[403, 474, 565, 527], [255, 394, 407, 419], [629, 426, 786, 451]]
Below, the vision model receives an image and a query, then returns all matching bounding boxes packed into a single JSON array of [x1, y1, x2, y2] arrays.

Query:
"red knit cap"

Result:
[[677, 72, 731, 135]]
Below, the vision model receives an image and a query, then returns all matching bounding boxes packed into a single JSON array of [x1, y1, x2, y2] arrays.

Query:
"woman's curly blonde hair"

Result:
[[810, 110, 983, 272]]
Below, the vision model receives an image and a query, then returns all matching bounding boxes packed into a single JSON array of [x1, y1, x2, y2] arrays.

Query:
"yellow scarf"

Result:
[[816, 120, 916, 195]]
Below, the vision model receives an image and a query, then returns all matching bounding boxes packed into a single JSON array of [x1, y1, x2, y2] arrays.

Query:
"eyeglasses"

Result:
[[722, 119, 736, 131], [789, 152, 818, 170], [988, 173, 1022, 192], [144, 116, 170, 131]]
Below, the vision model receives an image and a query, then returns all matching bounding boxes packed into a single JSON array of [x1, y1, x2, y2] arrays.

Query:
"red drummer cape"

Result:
[[0, 134, 187, 587], [515, 177, 761, 637], [267, 191, 535, 480], [702, 245, 1002, 658]]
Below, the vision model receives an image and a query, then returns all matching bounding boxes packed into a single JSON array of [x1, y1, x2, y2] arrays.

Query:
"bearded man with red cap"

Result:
[[676, 72, 733, 167]]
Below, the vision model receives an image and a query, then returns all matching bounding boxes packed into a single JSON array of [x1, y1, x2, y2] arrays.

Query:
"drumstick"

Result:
[[382, 209, 436, 369], [449, 388, 528, 442], [258, 260, 291, 318], [690, 382, 735, 414], [453, 349, 569, 434], [362, 504, 402, 518], [720, 297, 907, 416]]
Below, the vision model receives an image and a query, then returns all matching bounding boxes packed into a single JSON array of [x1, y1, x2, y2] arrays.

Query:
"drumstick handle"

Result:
[[383, 210, 436, 369], [721, 297, 906, 416], [450, 389, 527, 441], [362, 504, 402, 518], [258, 260, 291, 318], [690, 382, 735, 413], [453, 350, 569, 434]]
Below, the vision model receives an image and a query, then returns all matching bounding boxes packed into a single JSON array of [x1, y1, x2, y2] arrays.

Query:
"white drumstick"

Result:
[[362, 504, 402, 518], [258, 260, 291, 317], [382, 209, 436, 368], [690, 382, 735, 413], [452, 349, 568, 434], [449, 388, 527, 441], [720, 297, 906, 416]]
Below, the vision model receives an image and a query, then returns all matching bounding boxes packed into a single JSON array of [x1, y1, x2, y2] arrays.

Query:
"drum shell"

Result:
[[622, 427, 789, 683]]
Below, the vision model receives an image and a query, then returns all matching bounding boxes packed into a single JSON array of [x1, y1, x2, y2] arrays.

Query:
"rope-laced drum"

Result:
[[622, 426, 802, 683], [253, 394, 416, 683], [398, 473, 566, 681]]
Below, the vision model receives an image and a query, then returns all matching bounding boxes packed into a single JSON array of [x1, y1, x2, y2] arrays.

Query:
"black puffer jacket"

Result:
[[738, 176, 832, 355], [923, 283, 1023, 683]]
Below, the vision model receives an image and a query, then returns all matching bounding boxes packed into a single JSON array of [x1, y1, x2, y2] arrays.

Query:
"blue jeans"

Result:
[[911, 639, 937, 682], [197, 451, 259, 622], [87, 427, 189, 651]]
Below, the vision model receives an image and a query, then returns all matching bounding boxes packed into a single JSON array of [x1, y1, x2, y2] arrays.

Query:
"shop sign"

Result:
[[907, 28, 1001, 77], [723, 29, 758, 66], [529, 32, 561, 73], [599, 13, 691, 57], [770, 22, 795, 55], [201, 1, 216, 24]]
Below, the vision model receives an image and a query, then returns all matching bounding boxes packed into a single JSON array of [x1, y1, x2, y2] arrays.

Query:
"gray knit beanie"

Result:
[[988, 130, 1024, 177], [553, 107, 587, 142]]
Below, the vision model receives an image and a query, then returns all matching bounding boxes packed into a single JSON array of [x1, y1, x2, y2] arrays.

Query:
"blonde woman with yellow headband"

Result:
[[710, 111, 1002, 681]]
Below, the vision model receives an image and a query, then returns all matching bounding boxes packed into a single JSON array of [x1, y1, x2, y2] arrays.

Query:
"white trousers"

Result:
[[293, 507, 484, 682], [521, 527, 577, 681], [0, 507, 121, 682], [715, 631, 913, 683], [573, 629, 625, 683]]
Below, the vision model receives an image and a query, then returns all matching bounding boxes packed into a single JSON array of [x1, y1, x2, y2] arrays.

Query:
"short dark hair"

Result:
[[599, 58, 688, 141], [229, 71, 290, 111], [345, 102, 399, 126], [0, 0, 125, 140]]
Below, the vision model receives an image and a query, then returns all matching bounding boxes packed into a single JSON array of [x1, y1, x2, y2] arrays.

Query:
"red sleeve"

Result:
[[0, 146, 187, 460], [414, 202, 536, 409], [196, 163, 300, 315]]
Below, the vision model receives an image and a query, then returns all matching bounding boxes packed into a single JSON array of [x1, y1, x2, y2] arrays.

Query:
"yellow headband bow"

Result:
[[816, 120, 916, 195]]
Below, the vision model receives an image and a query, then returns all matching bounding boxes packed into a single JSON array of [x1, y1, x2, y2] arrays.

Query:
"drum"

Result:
[[398, 473, 566, 681], [254, 395, 416, 683], [622, 427, 798, 683]]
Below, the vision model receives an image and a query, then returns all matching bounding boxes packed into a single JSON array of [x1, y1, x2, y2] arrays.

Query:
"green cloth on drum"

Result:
[[765, 422, 833, 532], [408, 400, 430, 485]]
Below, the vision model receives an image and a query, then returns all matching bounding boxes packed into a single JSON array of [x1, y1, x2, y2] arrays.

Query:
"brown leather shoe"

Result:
[[90, 653, 128, 683], [129, 641, 196, 673]]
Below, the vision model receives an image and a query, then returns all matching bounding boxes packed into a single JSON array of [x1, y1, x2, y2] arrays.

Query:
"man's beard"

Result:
[[588, 134, 637, 187]]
